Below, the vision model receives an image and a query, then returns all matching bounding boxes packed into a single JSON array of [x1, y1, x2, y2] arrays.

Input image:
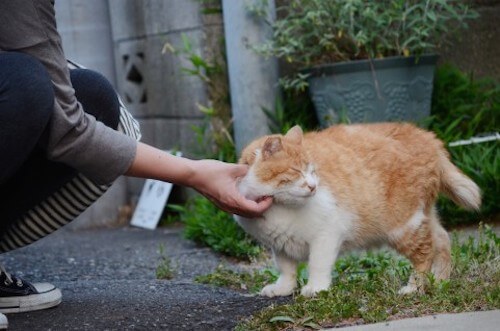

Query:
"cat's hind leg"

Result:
[[429, 208, 451, 280], [391, 208, 434, 294], [260, 250, 297, 297]]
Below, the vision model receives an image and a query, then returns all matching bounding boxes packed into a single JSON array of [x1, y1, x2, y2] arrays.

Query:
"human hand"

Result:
[[126, 144, 272, 217], [187, 159, 273, 217]]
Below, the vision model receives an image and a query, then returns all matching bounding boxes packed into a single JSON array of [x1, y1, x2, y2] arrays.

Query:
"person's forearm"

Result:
[[124, 142, 273, 217], [125, 142, 196, 187]]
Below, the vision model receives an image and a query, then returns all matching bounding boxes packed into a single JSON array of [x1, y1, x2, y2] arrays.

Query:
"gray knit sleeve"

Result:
[[0, 0, 137, 185]]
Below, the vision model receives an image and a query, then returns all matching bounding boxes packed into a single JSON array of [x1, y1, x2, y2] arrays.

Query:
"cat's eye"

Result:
[[278, 179, 292, 186]]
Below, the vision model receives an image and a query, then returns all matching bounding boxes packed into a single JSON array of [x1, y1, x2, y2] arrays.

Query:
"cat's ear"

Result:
[[262, 137, 283, 160], [285, 125, 303, 144]]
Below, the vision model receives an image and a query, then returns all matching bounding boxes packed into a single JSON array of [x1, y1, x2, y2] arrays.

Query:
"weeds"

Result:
[[180, 197, 262, 260], [163, 33, 234, 162], [196, 226, 499, 330], [196, 265, 278, 293], [156, 244, 176, 280]]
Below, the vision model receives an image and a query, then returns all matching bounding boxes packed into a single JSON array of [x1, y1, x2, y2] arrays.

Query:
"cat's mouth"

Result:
[[294, 191, 316, 198], [274, 190, 316, 204]]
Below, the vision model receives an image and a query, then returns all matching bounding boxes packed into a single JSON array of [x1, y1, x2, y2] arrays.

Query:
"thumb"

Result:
[[232, 164, 249, 178]]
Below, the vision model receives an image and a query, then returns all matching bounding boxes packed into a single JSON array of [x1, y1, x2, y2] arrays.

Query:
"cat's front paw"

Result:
[[398, 283, 425, 295], [260, 283, 295, 297], [300, 283, 329, 297], [398, 284, 417, 295]]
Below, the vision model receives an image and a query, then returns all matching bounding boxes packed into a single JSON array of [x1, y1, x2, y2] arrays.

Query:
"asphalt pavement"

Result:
[[1, 226, 286, 330]]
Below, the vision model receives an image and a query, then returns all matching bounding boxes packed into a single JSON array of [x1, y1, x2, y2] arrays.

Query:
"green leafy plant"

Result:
[[429, 64, 499, 142], [181, 196, 262, 260], [262, 91, 318, 134], [251, 0, 477, 91], [156, 244, 176, 280], [439, 142, 499, 226], [428, 65, 499, 226], [197, 226, 499, 330]]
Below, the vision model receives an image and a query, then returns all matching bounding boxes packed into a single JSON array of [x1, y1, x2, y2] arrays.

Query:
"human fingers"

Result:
[[233, 195, 273, 218]]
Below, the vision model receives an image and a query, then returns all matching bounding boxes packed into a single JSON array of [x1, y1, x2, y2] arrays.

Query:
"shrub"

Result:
[[180, 197, 262, 260], [262, 90, 318, 134], [429, 64, 499, 142], [439, 142, 499, 226], [429, 65, 499, 225], [251, 0, 477, 91]]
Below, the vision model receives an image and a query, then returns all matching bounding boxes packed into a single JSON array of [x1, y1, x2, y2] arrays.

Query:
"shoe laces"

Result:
[[0, 264, 23, 287]]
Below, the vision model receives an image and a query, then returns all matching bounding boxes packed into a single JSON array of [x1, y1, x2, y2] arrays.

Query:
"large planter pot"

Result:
[[305, 54, 438, 127]]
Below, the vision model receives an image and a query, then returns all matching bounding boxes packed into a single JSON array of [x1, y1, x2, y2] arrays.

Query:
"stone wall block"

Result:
[[114, 31, 207, 118], [135, 118, 204, 153], [109, 0, 202, 41], [56, 0, 116, 85]]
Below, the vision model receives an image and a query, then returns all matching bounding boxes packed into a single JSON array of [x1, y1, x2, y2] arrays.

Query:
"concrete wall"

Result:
[[108, 0, 211, 199], [55, 0, 126, 229], [55, 0, 116, 85], [438, 1, 500, 80]]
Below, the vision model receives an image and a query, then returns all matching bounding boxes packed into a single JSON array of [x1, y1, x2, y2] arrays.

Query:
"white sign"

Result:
[[130, 151, 181, 230]]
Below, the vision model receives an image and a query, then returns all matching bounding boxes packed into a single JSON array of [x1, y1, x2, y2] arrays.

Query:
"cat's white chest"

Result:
[[236, 187, 351, 261]]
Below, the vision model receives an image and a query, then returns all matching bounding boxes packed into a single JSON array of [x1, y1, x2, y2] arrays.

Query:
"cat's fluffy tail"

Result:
[[438, 151, 481, 210]]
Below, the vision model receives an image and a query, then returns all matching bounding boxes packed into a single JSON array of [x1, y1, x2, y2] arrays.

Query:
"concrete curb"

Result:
[[324, 310, 500, 331]]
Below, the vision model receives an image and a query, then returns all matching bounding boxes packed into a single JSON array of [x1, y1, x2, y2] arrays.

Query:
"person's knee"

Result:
[[70, 69, 120, 129], [0, 52, 54, 123]]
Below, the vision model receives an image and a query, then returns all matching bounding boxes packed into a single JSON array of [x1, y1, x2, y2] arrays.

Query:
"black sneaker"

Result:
[[0, 312, 6, 329], [0, 265, 61, 313]]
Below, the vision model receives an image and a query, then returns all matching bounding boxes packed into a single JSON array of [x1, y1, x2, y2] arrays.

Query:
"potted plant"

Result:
[[252, 0, 478, 126]]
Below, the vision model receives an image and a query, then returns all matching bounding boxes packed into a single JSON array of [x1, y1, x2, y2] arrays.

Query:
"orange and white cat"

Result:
[[235, 123, 480, 297]]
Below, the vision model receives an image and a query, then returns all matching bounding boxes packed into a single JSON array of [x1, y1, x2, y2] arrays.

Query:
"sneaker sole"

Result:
[[0, 287, 62, 314]]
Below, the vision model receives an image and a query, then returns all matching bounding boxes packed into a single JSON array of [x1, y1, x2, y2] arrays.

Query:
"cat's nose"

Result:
[[307, 184, 316, 193]]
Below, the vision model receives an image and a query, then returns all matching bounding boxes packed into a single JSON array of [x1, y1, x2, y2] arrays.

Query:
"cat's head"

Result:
[[238, 125, 318, 205]]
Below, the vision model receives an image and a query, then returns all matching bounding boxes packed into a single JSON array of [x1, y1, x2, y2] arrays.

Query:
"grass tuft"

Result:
[[181, 196, 262, 260], [156, 244, 176, 280]]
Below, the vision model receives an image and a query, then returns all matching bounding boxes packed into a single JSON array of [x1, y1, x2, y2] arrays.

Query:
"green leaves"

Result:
[[251, 0, 478, 91], [182, 196, 262, 260], [430, 64, 499, 143], [438, 142, 500, 225], [429, 64, 499, 226]]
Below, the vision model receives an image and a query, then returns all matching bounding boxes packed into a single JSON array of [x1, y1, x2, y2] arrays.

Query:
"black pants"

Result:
[[0, 52, 120, 236]]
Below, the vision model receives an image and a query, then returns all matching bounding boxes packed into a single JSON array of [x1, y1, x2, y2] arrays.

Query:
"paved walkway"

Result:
[[1, 227, 286, 330], [1, 225, 498, 330]]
